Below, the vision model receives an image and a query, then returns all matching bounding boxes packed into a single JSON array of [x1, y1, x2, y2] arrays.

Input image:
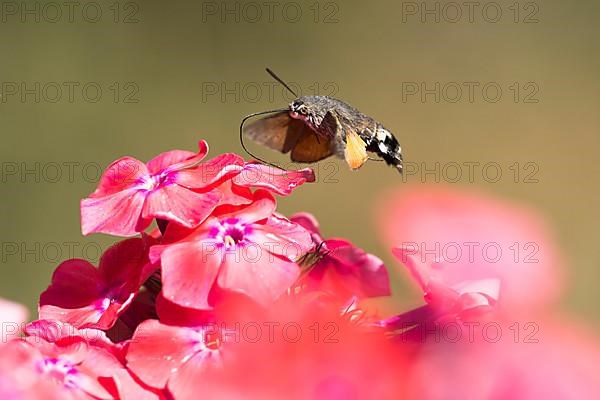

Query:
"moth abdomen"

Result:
[[365, 126, 403, 173]]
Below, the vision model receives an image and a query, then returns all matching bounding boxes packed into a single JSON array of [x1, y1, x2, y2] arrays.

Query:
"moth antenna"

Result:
[[265, 67, 298, 97], [239, 108, 288, 169]]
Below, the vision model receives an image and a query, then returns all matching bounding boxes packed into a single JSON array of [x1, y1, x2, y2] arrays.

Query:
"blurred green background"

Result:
[[1, 0, 598, 324]]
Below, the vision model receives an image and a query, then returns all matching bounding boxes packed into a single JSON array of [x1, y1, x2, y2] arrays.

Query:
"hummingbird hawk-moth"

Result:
[[240, 69, 403, 173]]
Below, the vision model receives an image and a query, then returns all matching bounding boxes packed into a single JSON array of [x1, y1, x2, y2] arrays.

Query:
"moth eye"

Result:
[[300, 107, 308, 115]]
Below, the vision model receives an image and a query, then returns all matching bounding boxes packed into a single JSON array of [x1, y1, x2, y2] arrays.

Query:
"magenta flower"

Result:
[[150, 190, 314, 310], [291, 212, 390, 300], [39, 237, 156, 330], [81, 141, 243, 237]]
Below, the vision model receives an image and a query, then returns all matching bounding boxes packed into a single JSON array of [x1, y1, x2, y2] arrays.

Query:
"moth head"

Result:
[[289, 100, 310, 119]]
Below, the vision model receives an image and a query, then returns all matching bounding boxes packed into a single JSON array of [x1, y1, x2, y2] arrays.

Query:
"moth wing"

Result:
[[290, 110, 339, 163], [290, 131, 334, 163], [343, 127, 369, 170], [243, 112, 306, 154]]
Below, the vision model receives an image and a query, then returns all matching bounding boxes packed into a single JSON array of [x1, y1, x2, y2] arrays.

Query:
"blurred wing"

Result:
[[290, 131, 333, 163], [244, 112, 307, 154]]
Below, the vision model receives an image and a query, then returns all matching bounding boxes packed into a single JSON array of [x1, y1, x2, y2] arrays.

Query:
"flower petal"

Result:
[[378, 186, 564, 312], [392, 246, 500, 313], [174, 153, 244, 188], [309, 245, 391, 299], [81, 188, 148, 236], [160, 240, 222, 310], [0, 298, 28, 339], [146, 140, 209, 175], [248, 215, 314, 260], [38, 305, 105, 330], [290, 212, 322, 236], [40, 259, 104, 310], [215, 189, 276, 224], [233, 163, 315, 195], [126, 320, 202, 389], [215, 180, 253, 206], [88, 157, 149, 197], [112, 368, 162, 400], [168, 349, 223, 399], [217, 247, 300, 306], [98, 237, 152, 288], [142, 185, 222, 228]]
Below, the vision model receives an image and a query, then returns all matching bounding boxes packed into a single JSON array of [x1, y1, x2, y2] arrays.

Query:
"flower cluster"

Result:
[[2, 140, 600, 399]]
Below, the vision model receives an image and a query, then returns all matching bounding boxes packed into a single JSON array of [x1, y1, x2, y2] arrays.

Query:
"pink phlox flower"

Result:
[[39, 236, 157, 330], [81, 141, 243, 236], [149, 190, 314, 310], [291, 212, 391, 300]]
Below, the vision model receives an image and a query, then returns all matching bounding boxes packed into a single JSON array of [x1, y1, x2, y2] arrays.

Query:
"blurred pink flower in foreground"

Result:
[[126, 303, 407, 399], [379, 247, 500, 332], [377, 185, 565, 313], [403, 317, 600, 400], [0, 297, 27, 342], [378, 185, 600, 400], [1, 320, 159, 400]]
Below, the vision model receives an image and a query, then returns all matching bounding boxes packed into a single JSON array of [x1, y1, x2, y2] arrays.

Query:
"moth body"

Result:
[[243, 87, 403, 173]]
